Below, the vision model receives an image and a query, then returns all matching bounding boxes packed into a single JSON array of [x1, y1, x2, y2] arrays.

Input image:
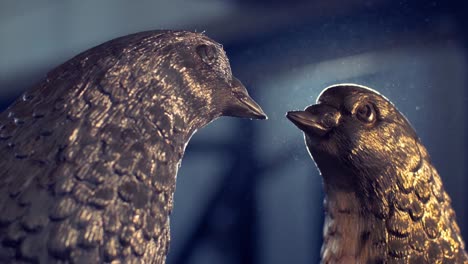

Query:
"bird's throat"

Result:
[[321, 189, 381, 263]]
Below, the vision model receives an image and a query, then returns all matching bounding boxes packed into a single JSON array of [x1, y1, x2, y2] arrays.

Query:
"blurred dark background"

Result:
[[1, 1, 467, 263]]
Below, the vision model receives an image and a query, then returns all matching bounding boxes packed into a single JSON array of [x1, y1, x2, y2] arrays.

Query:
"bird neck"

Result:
[[142, 91, 217, 143], [94, 104, 198, 192], [321, 189, 367, 263], [321, 188, 380, 263]]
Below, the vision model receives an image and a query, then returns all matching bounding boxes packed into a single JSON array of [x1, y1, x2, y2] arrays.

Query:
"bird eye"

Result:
[[196, 44, 217, 64], [356, 103, 376, 123]]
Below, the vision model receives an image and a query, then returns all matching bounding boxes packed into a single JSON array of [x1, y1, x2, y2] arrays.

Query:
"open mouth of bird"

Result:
[[286, 104, 340, 137]]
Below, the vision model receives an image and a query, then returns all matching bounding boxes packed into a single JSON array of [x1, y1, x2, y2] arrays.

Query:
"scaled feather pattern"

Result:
[[0, 30, 266, 263], [287, 84, 467, 263]]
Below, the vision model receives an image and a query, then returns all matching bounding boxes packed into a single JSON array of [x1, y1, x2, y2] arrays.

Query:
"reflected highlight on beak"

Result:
[[286, 104, 339, 136], [223, 77, 267, 120], [236, 95, 268, 120]]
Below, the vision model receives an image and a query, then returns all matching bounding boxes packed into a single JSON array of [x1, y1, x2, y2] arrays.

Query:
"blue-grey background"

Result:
[[1, 1, 467, 263]]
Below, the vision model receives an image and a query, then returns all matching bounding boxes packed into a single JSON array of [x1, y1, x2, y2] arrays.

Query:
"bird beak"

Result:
[[286, 104, 340, 136], [223, 77, 268, 120]]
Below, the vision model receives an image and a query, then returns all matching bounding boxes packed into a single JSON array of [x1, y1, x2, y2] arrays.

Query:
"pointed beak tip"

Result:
[[225, 78, 267, 120], [254, 109, 268, 120], [237, 95, 268, 120], [286, 108, 337, 137], [285, 111, 299, 122], [247, 110, 267, 120]]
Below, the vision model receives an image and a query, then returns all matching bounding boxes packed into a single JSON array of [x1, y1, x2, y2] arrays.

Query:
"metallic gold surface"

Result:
[[0, 30, 266, 263], [287, 83, 467, 263]]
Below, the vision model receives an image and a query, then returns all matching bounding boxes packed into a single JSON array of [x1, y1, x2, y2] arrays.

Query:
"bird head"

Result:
[[138, 31, 266, 125], [287, 84, 424, 191], [183, 34, 267, 121], [93, 30, 266, 138]]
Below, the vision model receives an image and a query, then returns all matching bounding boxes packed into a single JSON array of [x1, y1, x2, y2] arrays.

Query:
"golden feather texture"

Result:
[[0, 30, 266, 263], [287, 83, 467, 263]]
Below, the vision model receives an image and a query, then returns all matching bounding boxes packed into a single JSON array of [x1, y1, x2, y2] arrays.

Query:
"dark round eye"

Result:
[[356, 103, 376, 123], [196, 44, 217, 64]]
